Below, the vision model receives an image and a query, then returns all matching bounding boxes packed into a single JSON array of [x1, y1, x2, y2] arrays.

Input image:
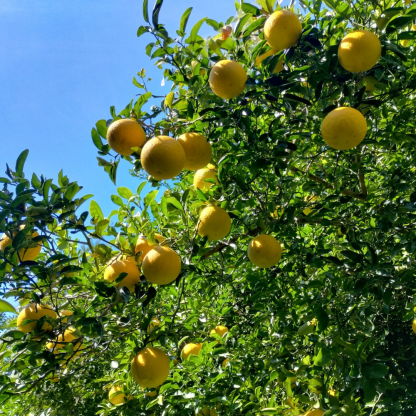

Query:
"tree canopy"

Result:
[[1, 0, 416, 415]]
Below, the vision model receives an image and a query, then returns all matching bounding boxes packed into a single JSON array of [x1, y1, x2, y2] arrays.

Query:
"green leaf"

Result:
[[397, 31, 416, 40], [152, 0, 163, 27], [361, 363, 389, 379], [165, 92, 174, 109], [91, 128, 104, 150], [166, 197, 183, 210], [189, 18, 206, 43], [179, 7, 193, 35], [1, 330, 25, 341], [386, 15, 413, 33], [0, 299, 17, 314], [89, 200, 104, 222], [283, 93, 312, 106], [111, 195, 124, 206], [143, 0, 149, 23], [95, 120, 108, 139], [144, 190, 158, 206], [314, 305, 329, 332], [117, 187, 133, 200], [235, 14, 252, 38], [134, 92, 152, 112], [242, 17, 266, 39], [15, 149, 29, 177], [137, 181, 147, 196], [241, 3, 261, 15], [64, 183, 80, 201], [161, 196, 169, 217], [313, 345, 331, 366]]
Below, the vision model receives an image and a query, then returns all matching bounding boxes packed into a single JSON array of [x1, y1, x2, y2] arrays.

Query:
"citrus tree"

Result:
[[1, 0, 416, 415]]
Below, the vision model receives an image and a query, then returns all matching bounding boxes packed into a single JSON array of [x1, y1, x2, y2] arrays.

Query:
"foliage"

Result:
[[1, 0, 416, 415]]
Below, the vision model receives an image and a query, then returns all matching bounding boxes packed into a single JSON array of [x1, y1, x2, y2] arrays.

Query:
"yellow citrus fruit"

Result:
[[222, 358, 230, 368], [401, 39, 409, 47], [209, 60, 247, 99], [197, 408, 218, 416], [131, 347, 170, 388], [412, 319, 416, 334], [412, 23, 416, 30], [145, 389, 158, 398], [194, 167, 218, 191], [248, 234, 282, 268], [178, 133, 212, 171], [0, 227, 42, 262], [328, 389, 336, 396], [17, 303, 57, 333], [135, 233, 166, 262], [210, 325, 228, 337], [338, 30, 381, 73], [141, 135, 186, 180], [303, 195, 317, 216], [198, 206, 231, 241], [147, 318, 161, 333], [304, 409, 325, 416], [46, 328, 83, 356], [255, 49, 284, 73], [264, 10, 302, 51], [108, 385, 133, 405], [59, 310, 73, 323], [182, 343, 203, 360], [106, 118, 146, 156], [104, 256, 141, 293], [142, 246, 181, 285], [321, 107, 367, 150]]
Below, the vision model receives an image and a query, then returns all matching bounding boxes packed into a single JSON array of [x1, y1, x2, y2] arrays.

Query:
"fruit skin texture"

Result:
[[248, 234, 282, 268], [141, 135, 186, 180], [131, 347, 170, 388], [104, 256, 141, 293], [338, 30, 381, 73], [412, 320, 416, 334], [106, 118, 146, 156], [59, 310, 73, 323], [142, 246, 181, 285], [182, 343, 203, 360], [178, 133, 212, 171], [198, 206, 232, 241], [17, 304, 57, 333], [264, 10, 302, 51], [0, 228, 42, 262], [255, 49, 284, 73], [321, 107, 367, 150], [194, 167, 218, 191], [46, 328, 83, 356], [210, 325, 228, 337], [209, 60, 247, 99], [135, 233, 166, 262], [108, 385, 132, 405], [304, 409, 325, 416]]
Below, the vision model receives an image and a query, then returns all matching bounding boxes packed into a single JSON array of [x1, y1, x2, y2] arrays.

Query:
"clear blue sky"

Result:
[[0, 0, 237, 215]]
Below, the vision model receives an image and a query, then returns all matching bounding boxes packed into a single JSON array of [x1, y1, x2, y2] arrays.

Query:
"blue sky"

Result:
[[0, 0, 237, 216]]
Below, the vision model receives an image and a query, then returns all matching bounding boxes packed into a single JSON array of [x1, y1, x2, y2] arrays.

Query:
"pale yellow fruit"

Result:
[[141, 135, 186, 180], [412, 23, 416, 30], [147, 318, 161, 333], [106, 118, 146, 156], [321, 107, 367, 150], [145, 389, 158, 398], [182, 343, 203, 360], [46, 328, 83, 357], [209, 60, 247, 99], [109, 385, 133, 405], [338, 30, 381, 73], [304, 409, 325, 416], [17, 304, 57, 333], [142, 246, 181, 285], [59, 310, 73, 323], [264, 10, 302, 51], [412, 319, 416, 334], [104, 256, 141, 293], [135, 233, 166, 262], [222, 358, 230, 368], [210, 325, 228, 337], [194, 167, 218, 191], [255, 49, 284, 73], [401, 39, 409, 47], [248, 234, 282, 268], [328, 389, 336, 396], [363, 76, 378, 92], [198, 206, 231, 241], [178, 133, 212, 171], [131, 347, 170, 388], [0, 227, 42, 262]]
